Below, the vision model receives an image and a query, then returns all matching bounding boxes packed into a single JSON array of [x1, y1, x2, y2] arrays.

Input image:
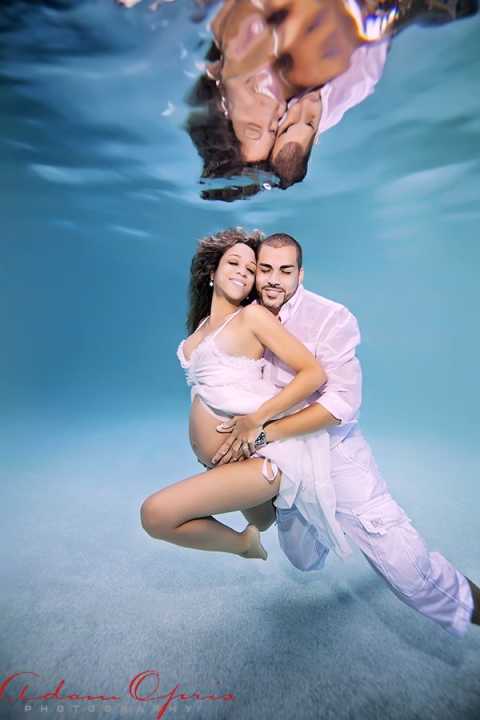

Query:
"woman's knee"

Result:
[[140, 493, 176, 538]]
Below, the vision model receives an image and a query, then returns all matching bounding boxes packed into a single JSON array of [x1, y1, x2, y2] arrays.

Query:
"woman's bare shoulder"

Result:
[[239, 303, 276, 330]]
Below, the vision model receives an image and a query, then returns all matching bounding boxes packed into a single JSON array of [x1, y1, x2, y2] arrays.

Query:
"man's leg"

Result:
[[241, 498, 277, 532], [332, 430, 476, 636]]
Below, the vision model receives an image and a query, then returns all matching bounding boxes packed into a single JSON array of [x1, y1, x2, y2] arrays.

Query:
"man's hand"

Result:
[[211, 414, 264, 466]]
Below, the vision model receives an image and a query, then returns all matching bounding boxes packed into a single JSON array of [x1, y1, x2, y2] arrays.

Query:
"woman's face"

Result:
[[212, 242, 257, 303], [222, 69, 287, 163], [211, 0, 286, 163]]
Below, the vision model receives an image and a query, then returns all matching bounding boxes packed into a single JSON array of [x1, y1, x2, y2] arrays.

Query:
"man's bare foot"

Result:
[[466, 576, 480, 625], [239, 524, 268, 560]]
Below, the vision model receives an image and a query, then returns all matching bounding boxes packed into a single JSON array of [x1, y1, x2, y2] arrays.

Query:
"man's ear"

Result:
[[299, 267, 305, 284]]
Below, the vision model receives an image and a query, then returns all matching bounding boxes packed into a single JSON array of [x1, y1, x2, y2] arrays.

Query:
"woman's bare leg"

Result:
[[140, 458, 281, 557]]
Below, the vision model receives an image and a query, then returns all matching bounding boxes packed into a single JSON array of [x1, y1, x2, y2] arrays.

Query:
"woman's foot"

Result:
[[239, 524, 268, 560]]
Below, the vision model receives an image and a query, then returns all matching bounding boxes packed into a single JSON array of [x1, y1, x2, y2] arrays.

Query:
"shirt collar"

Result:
[[279, 282, 305, 324]]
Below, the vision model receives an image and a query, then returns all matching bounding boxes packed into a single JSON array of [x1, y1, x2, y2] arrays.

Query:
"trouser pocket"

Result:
[[352, 494, 432, 598]]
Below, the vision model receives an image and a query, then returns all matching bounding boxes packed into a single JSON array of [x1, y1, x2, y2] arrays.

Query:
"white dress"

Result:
[[177, 310, 353, 564]]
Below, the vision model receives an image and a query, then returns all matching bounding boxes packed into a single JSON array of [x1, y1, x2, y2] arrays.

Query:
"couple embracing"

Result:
[[141, 227, 478, 637]]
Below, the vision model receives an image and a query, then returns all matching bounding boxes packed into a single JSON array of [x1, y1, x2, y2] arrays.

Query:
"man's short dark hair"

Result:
[[271, 141, 311, 189], [260, 233, 303, 269]]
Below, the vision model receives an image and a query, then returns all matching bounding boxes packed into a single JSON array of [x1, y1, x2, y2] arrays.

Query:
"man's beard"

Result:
[[258, 285, 292, 313]]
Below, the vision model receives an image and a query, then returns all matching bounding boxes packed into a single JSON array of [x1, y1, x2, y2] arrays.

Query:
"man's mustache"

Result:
[[260, 284, 284, 292]]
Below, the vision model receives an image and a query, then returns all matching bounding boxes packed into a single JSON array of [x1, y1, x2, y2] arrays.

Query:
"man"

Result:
[[269, 33, 388, 188], [212, 232, 480, 637]]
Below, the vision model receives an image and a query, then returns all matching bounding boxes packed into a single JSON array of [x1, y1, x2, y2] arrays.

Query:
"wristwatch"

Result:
[[254, 429, 268, 450]]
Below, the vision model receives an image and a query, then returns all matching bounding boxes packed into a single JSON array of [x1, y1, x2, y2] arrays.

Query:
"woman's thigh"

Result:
[[141, 458, 282, 528]]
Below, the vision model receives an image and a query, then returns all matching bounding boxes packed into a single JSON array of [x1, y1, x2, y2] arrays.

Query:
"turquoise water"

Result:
[[1, 2, 480, 719]]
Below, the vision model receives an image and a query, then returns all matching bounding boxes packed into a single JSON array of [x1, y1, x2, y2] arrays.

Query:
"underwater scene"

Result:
[[1, 1, 480, 719]]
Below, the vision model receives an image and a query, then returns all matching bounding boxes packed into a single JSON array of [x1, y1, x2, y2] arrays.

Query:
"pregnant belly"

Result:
[[189, 394, 232, 468]]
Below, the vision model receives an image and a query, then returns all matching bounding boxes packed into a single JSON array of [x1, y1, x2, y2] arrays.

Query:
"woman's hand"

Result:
[[211, 414, 264, 466]]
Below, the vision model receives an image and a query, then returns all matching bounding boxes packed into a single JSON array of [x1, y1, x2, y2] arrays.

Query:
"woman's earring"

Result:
[[219, 94, 229, 119], [209, 279, 214, 287]]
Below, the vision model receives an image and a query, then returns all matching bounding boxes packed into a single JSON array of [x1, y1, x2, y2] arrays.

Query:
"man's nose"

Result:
[[269, 273, 282, 285]]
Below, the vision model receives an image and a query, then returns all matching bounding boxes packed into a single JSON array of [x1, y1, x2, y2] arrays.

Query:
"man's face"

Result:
[[255, 243, 304, 314], [271, 91, 322, 166]]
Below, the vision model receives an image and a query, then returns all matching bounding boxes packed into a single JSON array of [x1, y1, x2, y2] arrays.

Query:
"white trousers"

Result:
[[275, 428, 474, 637]]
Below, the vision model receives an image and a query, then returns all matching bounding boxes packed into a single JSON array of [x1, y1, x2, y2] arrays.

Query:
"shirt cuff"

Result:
[[315, 393, 356, 428]]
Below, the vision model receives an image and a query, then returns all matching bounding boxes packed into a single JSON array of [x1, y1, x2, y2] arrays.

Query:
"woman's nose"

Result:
[[267, 101, 285, 130], [275, 100, 287, 122]]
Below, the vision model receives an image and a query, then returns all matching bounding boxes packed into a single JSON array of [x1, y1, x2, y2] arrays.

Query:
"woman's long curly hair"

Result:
[[187, 227, 265, 334], [184, 43, 278, 202]]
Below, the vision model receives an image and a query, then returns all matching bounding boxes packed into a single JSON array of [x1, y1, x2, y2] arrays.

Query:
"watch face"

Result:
[[255, 431, 266, 448]]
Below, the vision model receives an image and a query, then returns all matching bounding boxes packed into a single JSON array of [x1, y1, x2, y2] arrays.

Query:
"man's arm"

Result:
[[212, 304, 362, 464], [264, 403, 340, 443]]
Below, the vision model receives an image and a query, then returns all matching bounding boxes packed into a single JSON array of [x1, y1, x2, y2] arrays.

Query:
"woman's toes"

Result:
[[240, 524, 268, 560]]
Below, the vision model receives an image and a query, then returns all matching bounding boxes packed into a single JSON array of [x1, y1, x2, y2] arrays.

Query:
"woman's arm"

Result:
[[244, 304, 327, 426], [210, 304, 326, 465], [210, 0, 237, 48]]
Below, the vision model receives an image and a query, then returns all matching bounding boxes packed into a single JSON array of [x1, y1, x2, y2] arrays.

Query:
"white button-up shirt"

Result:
[[282, 36, 389, 142], [206, 0, 390, 143], [315, 37, 389, 139], [263, 283, 362, 448]]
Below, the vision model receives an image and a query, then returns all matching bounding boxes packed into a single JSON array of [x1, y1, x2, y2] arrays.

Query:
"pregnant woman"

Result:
[[140, 227, 352, 562]]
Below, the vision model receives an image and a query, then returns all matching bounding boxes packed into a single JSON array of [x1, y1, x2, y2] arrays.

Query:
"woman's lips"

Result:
[[245, 124, 263, 140]]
